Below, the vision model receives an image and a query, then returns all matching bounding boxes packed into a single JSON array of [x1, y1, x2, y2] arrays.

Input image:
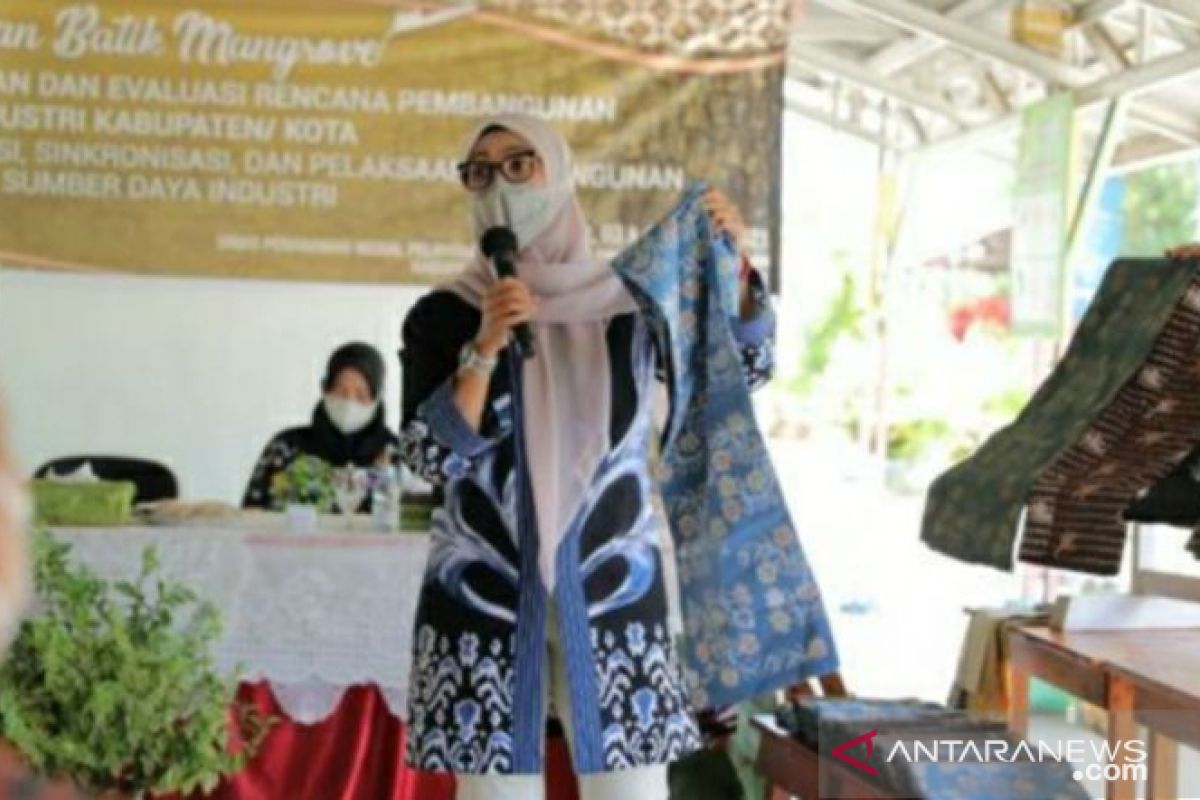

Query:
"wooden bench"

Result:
[[753, 672, 873, 800]]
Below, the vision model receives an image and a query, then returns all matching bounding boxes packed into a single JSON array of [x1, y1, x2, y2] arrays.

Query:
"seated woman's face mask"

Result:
[[324, 395, 378, 435], [472, 178, 565, 249]]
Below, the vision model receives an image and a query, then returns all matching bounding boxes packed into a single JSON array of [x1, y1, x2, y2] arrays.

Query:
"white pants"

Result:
[[455, 606, 669, 800]]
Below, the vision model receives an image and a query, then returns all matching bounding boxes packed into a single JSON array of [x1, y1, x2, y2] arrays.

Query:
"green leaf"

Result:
[[0, 530, 277, 794]]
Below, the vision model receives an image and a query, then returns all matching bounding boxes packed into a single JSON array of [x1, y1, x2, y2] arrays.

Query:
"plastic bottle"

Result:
[[371, 464, 400, 532]]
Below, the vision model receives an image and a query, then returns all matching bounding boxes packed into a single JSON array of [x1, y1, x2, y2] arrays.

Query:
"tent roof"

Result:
[[788, 0, 1200, 170]]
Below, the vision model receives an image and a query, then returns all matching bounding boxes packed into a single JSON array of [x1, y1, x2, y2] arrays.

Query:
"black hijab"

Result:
[[306, 343, 396, 467], [323, 342, 385, 398]]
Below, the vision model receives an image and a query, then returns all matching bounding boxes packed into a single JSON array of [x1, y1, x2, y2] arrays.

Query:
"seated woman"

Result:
[[242, 342, 399, 511]]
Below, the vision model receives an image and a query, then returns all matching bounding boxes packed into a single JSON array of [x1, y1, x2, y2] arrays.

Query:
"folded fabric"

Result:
[[949, 610, 1046, 714], [951, 612, 998, 701], [777, 697, 1087, 800], [610, 181, 838, 708], [775, 696, 952, 748], [873, 729, 1051, 799], [904, 749, 1089, 800], [923, 258, 1200, 574]]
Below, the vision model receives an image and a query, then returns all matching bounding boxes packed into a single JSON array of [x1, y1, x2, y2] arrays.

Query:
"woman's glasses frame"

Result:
[[456, 150, 540, 191]]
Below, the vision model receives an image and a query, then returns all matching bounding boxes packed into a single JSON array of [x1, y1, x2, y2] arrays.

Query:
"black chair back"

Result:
[[34, 456, 179, 505]]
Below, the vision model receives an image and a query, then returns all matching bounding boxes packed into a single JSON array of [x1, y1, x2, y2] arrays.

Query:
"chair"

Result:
[[667, 673, 850, 800], [34, 456, 179, 505]]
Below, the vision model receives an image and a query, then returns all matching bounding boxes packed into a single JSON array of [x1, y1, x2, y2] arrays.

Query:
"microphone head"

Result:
[[481, 226, 518, 259]]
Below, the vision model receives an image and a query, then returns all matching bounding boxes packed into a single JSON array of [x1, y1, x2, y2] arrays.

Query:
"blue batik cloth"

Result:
[[610, 182, 839, 708]]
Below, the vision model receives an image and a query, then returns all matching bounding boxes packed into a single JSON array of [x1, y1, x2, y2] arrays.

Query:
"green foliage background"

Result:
[[0, 533, 271, 797], [1121, 161, 1199, 256]]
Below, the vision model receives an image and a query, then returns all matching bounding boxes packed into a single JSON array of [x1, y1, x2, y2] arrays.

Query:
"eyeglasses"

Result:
[[457, 150, 540, 191]]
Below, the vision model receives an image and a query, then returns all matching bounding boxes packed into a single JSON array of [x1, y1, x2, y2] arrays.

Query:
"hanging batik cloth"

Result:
[[611, 182, 838, 707], [923, 257, 1200, 575]]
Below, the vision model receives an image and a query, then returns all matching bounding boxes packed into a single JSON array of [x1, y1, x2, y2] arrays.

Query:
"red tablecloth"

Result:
[[201, 682, 580, 800]]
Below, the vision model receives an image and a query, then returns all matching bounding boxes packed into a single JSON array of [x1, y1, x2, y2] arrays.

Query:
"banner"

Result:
[[1011, 92, 1076, 336], [0, 0, 790, 284]]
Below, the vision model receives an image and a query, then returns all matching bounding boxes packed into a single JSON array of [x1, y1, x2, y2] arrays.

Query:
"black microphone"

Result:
[[481, 226, 535, 359]]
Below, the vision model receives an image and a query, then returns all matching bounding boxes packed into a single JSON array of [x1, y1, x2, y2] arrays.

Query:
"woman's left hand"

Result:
[[704, 187, 748, 257], [704, 187, 758, 317], [1166, 243, 1200, 261]]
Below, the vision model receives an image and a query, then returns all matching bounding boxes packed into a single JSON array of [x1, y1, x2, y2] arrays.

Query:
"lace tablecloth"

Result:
[[50, 520, 430, 725]]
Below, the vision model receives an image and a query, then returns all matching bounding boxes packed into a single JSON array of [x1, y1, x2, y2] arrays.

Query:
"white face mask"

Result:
[[323, 395, 378, 436], [472, 179, 566, 250], [0, 473, 31, 653]]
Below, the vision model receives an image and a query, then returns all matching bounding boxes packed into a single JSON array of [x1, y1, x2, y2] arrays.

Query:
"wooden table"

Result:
[[1007, 625, 1200, 800], [752, 714, 891, 800]]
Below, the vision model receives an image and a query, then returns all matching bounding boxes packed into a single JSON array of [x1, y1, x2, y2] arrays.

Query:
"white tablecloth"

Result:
[[50, 517, 430, 725]]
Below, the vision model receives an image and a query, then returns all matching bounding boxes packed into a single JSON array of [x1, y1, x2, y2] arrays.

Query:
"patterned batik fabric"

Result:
[[242, 436, 301, 508], [776, 697, 954, 747], [397, 277, 777, 774], [903, 758, 1089, 800], [922, 258, 1200, 573], [1020, 268, 1200, 574], [403, 310, 703, 776], [610, 182, 838, 709]]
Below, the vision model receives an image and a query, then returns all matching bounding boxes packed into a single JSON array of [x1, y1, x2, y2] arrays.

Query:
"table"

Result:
[[752, 714, 890, 800], [52, 516, 431, 725], [1007, 625, 1200, 800], [48, 516, 580, 800]]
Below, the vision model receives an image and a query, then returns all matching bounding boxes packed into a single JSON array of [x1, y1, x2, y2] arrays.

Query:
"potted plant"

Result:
[[0, 532, 272, 798], [270, 455, 335, 533]]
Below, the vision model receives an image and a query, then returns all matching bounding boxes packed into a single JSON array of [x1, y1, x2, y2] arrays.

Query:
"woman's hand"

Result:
[[705, 187, 758, 317], [476, 277, 538, 357], [455, 278, 538, 432], [1166, 243, 1200, 261], [704, 187, 748, 256]]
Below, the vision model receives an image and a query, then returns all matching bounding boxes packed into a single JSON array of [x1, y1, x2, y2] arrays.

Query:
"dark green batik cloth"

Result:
[[922, 258, 1200, 572], [1019, 262, 1200, 574]]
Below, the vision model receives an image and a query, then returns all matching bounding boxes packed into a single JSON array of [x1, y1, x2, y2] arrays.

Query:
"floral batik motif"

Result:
[[400, 184, 820, 775], [611, 182, 838, 708]]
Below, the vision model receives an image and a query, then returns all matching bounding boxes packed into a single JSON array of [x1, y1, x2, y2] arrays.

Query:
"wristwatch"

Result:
[[458, 341, 498, 375]]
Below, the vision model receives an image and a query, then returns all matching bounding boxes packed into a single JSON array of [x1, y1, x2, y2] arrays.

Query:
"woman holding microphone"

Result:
[[397, 113, 774, 799]]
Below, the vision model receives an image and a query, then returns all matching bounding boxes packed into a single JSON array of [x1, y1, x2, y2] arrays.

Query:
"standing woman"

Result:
[[397, 113, 775, 799]]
